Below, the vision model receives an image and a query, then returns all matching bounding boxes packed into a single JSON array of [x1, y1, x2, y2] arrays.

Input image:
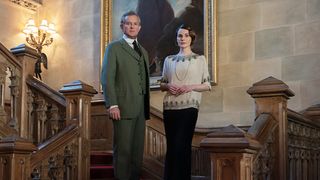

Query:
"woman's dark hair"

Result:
[[176, 24, 196, 45]]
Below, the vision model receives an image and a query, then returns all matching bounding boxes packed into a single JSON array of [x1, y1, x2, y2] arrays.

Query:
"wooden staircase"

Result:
[[90, 151, 114, 179], [89, 151, 153, 180]]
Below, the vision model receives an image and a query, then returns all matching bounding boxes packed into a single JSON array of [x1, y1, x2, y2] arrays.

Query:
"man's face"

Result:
[[121, 15, 141, 39]]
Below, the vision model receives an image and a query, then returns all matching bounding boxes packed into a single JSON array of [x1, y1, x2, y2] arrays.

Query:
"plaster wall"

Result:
[[0, 1, 34, 50]]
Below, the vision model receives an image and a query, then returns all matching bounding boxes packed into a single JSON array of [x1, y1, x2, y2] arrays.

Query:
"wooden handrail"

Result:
[[25, 75, 67, 144], [0, 42, 22, 69], [0, 126, 17, 138], [288, 108, 320, 128], [31, 124, 79, 167], [26, 75, 66, 107]]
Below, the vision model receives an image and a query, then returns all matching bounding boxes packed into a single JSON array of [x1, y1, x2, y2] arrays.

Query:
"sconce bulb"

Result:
[[39, 19, 49, 31], [47, 23, 56, 34], [23, 24, 31, 34], [27, 19, 35, 26], [23, 19, 36, 34]]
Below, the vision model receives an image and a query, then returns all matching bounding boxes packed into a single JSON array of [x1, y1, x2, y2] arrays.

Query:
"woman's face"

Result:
[[176, 28, 192, 49]]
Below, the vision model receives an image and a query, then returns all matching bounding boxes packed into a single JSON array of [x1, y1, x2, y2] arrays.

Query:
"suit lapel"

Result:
[[119, 39, 141, 60]]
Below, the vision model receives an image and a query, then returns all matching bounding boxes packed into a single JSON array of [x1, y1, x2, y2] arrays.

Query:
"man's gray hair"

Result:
[[120, 11, 141, 25]]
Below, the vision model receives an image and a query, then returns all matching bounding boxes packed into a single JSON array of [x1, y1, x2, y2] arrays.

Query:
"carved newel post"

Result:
[[11, 44, 39, 139], [0, 135, 36, 180], [200, 124, 260, 180], [200, 77, 294, 180], [59, 80, 97, 180], [247, 76, 294, 180]]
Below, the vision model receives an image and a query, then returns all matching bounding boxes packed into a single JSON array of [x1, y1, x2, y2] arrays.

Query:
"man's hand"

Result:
[[108, 107, 121, 120]]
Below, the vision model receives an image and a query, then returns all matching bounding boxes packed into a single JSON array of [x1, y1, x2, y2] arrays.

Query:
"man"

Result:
[[101, 11, 150, 180]]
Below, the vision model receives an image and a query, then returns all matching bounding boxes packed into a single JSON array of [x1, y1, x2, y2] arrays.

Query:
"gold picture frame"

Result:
[[100, 0, 217, 89]]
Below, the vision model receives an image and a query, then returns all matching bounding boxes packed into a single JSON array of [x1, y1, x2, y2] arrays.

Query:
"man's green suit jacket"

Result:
[[101, 38, 150, 119]]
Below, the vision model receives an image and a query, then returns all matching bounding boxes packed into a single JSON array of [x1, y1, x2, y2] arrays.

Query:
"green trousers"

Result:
[[112, 96, 145, 180]]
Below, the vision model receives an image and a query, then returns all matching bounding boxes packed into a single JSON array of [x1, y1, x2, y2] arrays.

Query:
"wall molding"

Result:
[[8, 0, 42, 11]]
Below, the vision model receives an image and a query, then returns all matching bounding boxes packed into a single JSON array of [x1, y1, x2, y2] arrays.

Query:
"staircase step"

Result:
[[90, 151, 114, 179], [91, 151, 113, 165], [90, 165, 114, 179]]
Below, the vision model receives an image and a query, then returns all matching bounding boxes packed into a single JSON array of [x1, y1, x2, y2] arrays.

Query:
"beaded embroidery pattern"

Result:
[[173, 54, 198, 81]]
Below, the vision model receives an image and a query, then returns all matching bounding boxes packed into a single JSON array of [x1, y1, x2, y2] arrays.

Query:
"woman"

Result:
[[160, 24, 211, 180]]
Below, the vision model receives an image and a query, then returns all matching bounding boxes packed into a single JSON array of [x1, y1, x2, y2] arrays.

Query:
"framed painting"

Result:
[[100, 0, 217, 89]]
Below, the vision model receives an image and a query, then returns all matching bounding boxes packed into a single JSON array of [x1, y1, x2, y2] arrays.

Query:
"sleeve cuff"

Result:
[[109, 105, 118, 109]]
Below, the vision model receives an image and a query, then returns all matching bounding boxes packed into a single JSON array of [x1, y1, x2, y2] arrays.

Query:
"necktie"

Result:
[[133, 40, 142, 57]]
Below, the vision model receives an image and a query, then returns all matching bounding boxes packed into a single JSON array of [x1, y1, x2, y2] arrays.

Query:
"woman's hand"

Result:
[[167, 84, 181, 95], [168, 84, 192, 96], [178, 85, 193, 94]]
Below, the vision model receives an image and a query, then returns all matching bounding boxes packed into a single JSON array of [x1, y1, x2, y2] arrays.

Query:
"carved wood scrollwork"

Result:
[[27, 88, 35, 140], [49, 104, 60, 136], [31, 142, 78, 180], [0, 64, 7, 125], [1, 157, 7, 165], [217, 158, 236, 180], [34, 94, 48, 144], [31, 168, 40, 180], [288, 119, 320, 179], [221, 159, 234, 167], [63, 146, 75, 180], [27, 86, 66, 144], [48, 156, 59, 179], [7, 66, 21, 130], [253, 130, 275, 180]]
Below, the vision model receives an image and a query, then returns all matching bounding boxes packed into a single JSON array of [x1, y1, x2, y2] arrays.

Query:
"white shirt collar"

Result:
[[123, 34, 138, 47]]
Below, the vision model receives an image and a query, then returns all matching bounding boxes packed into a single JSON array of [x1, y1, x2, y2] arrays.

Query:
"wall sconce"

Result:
[[23, 19, 57, 80]]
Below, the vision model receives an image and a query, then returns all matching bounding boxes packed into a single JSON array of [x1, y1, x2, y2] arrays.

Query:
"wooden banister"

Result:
[[26, 75, 66, 107], [201, 76, 295, 180], [0, 43, 25, 137], [301, 104, 320, 122], [30, 124, 79, 166], [247, 77, 294, 180], [0, 42, 22, 69], [0, 42, 98, 179], [59, 80, 97, 180]]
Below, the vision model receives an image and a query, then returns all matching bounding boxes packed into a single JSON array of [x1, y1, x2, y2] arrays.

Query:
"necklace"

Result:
[[174, 54, 195, 81]]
